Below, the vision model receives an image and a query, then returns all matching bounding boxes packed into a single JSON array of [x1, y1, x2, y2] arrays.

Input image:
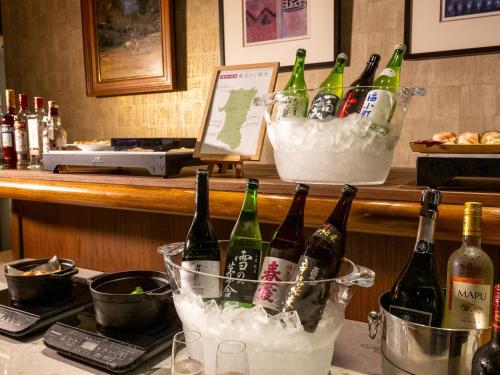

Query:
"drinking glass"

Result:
[[171, 330, 205, 375], [216, 340, 249, 375]]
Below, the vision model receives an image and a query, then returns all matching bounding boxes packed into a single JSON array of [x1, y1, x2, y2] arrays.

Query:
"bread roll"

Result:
[[432, 131, 457, 144], [480, 131, 500, 145], [457, 132, 479, 145]]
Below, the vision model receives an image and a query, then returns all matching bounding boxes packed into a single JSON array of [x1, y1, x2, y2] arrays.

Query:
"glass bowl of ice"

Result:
[[158, 241, 375, 375], [254, 86, 425, 185]]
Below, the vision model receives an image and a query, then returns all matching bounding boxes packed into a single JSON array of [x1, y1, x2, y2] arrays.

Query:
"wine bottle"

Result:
[[308, 53, 348, 120], [27, 97, 46, 169], [389, 188, 445, 327], [444, 202, 493, 329], [253, 183, 309, 312], [283, 184, 357, 332], [182, 170, 221, 299], [337, 54, 381, 118], [1, 90, 17, 169], [471, 284, 500, 375], [277, 48, 308, 119], [222, 179, 262, 307], [14, 93, 30, 169], [360, 44, 406, 125]]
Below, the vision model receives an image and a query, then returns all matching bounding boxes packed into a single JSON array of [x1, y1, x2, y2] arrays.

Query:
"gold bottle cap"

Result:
[[463, 202, 481, 236], [5, 89, 15, 108]]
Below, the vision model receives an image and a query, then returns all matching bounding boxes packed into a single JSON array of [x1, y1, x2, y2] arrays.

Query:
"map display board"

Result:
[[197, 63, 279, 160]]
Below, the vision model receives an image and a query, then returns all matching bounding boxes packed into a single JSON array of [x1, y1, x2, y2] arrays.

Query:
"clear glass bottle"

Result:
[[444, 202, 494, 329], [14, 93, 30, 169], [27, 97, 46, 169], [42, 101, 67, 152]]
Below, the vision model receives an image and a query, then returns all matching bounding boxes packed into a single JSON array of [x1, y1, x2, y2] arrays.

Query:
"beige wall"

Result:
[[2, 0, 499, 168]]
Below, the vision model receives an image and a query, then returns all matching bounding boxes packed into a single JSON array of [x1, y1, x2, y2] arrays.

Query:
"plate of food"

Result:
[[410, 131, 500, 154], [72, 140, 112, 151]]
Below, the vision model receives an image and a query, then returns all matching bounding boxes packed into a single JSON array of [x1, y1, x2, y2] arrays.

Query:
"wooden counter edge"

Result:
[[0, 177, 499, 245]]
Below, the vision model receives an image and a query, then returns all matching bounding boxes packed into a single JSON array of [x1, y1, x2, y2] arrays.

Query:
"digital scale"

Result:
[[0, 283, 92, 338], [44, 309, 181, 373]]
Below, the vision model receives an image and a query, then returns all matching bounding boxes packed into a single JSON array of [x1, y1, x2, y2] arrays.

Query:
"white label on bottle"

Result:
[[252, 256, 297, 311], [42, 135, 50, 153], [448, 277, 491, 329], [380, 68, 396, 77], [181, 260, 220, 299], [27, 118, 40, 149], [2, 133, 12, 148], [360, 89, 396, 125], [14, 128, 28, 153]]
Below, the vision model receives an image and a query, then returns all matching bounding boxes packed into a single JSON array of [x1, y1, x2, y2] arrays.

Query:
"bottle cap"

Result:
[[343, 184, 358, 195], [296, 48, 306, 57], [196, 169, 209, 177], [5, 89, 15, 108], [395, 43, 407, 54], [337, 53, 349, 63], [463, 202, 481, 236], [34, 97, 44, 109], [296, 183, 310, 194], [420, 188, 441, 215], [369, 54, 381, 64], [247, 178, 259, 189], [18, 93, 28, 109]]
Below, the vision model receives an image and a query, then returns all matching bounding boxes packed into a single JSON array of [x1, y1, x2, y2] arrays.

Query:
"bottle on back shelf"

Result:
[[389, 188, 445, 327], [337, 54, 381, 118], [277, 48, 308, 120], [1, 90, 17, 169], [360, 44, 406, 125], [182, 170, 221, 299], [42, 101, 67, 152], [471, 284, 500, 375], [253, 183, 309, 312], [308, 53, 348, 120], [222, 178, 262, 308], [444, 202, 493, 329], [283, 184, 357, 333], [27, 97, 46, 169], [14, 93, 30, 169]]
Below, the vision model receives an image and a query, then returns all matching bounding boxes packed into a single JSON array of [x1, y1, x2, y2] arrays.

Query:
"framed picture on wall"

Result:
[[404, 0, 500, 59], [219, 0, 340, 71], [81, 0, 175, 97], [194, 62, 279, 162]]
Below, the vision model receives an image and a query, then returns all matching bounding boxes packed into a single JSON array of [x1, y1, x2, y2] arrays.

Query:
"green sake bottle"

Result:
[[278, 49, 308, 119]]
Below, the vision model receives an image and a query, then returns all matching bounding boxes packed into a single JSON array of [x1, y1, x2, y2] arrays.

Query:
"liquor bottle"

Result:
[[283, 184, 357, 332], [222, 178, 262, 307], [27, 97, 46, 169], [182, 170, 221, 299], [471, 284, 500, 375], [444, 202, 493, 329], [1, 90, 17, 169], [360, 44, 406, 124], [389, 188, 445, 327], [42, 101, 67, 152], [253, 183, 309, 312], [308, 53, 348, 120], [337, 54, 381, 118], [277, 48, 308, 119], [14, 93, 30, 169]]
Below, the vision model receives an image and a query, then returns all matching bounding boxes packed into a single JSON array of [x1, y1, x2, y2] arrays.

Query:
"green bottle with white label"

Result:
[[278, 49, 308, 119], [360, 43, 406, 125]]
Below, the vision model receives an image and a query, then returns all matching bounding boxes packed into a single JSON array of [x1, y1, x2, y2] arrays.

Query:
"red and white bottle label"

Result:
[[181, 260, 220, 299], [448, 276, 491, 329]]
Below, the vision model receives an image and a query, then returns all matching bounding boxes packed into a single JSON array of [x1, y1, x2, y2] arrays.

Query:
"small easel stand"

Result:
[[203, 155, 246, 178]]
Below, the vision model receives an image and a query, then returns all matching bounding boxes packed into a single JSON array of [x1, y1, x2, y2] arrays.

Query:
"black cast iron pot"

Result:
[[88, 270, 173, 331], [4, 258, 78, 304]]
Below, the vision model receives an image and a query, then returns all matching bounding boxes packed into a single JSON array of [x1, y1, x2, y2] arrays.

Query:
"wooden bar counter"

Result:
[[0, 166, 498, 322]]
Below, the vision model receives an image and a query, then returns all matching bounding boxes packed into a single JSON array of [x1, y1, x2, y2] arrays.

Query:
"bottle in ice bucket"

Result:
[[308, 53, 348, 120], [253, 183, 309, 313], [337, 54, 380, 118], [360, 43, 406, 126], [283, 184, 357, 333], [182, 170, 221, 299], [277, 48, 308, 120], [389, 188, 445, 327], [222, 178, 262, 308]]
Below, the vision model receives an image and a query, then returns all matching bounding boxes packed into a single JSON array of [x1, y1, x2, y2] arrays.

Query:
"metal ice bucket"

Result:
[[368, 291, 491, 375]]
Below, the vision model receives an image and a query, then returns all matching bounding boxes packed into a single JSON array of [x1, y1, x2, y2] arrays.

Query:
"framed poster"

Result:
[[219, 0, 340, 71], [195, 63, 279, 161], [81, 0, 175, 96], [404, 0, 500, 59]]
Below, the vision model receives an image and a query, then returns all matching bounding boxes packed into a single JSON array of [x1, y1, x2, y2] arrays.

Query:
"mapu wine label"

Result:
[[448, 276, 492, 329], [253, 255, 297, 311], [181, 260, 220, 299], [388, 305, 433, 326]]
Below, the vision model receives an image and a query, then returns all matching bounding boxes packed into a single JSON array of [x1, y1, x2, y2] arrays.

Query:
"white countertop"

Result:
[[0, 274, 382, 375]]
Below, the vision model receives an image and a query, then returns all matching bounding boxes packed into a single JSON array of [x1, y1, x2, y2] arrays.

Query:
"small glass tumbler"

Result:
[[216, 340, 249, 375], [171, 330, 205, 375]]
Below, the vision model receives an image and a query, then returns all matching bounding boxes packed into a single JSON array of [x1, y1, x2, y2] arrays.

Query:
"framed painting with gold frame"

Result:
[[194, 62, 279, 163], [81, 0, 175, 97]]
